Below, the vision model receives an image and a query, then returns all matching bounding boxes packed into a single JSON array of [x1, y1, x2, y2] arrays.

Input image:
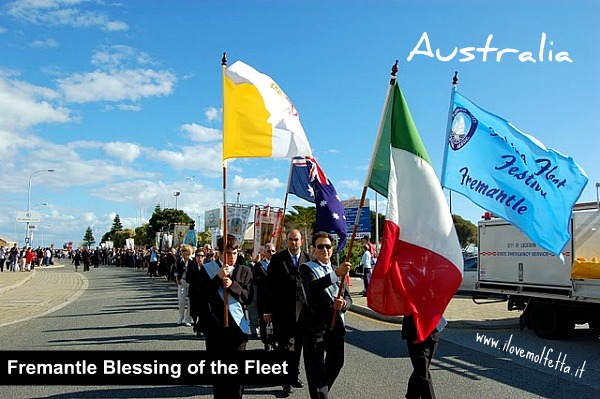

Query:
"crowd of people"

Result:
[[0, 243, 62, 272], [1, 231, 440, 399], [151, 230, 356, 399]]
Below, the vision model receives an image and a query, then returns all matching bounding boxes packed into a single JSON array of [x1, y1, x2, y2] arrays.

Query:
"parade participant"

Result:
[[174, 244, 194, 326], [199, 234, 253, 399], [402, 314, 441, 399], [253, 243, 275, 349], [264, 229, 310, 396], [299, 231, 352, 399], [360, 243, 372, 297], [187, 248, 208, 336]]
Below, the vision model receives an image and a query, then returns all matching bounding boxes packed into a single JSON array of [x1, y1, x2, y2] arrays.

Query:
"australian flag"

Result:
[[288, 156, 347, 251]]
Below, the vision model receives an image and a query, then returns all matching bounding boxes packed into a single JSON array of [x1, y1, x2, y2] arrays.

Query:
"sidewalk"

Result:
[[0, 263, 88, 327], [347, 276, 520, 329]]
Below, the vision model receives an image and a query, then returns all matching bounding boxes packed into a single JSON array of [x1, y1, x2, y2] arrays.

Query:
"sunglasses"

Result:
[[316, 243, 333, 250], [196, 253, 205, 257]]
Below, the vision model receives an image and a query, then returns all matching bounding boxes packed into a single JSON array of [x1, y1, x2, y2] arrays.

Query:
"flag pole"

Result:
[[441, 71, 458, 191], [330, 60, 399, 330], [221, 52, 229, 327], [276, 158, 296, 251]]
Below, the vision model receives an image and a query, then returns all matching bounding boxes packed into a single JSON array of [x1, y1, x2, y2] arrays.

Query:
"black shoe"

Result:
[[281, 385, 292, 397], [291, 379, 304, 388]]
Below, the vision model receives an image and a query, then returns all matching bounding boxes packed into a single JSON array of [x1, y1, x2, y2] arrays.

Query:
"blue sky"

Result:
[[0, 0, 598, 247]]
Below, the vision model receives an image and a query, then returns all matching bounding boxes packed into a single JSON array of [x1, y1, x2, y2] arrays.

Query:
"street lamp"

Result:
[[26, 169, 54, 246], [174, 191, 181, 210], [596, 182, 600, 210]]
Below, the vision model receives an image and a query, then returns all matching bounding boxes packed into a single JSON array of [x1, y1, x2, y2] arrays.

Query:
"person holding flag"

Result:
[[363, 63, 463, 399], [299, 231, 352, 399], [199, 234, 253, 399]]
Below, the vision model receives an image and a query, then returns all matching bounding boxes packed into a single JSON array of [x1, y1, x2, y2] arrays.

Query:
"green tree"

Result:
[[135, 223, 154, 247], [101, 214, 125, 243], [452, 214, 477, 248], [111, 214, 123, 232], [113, 229, 135, 250], [148, 208, 195, 234], [198, 230, 212, 247], [83, 226, 95, 248]]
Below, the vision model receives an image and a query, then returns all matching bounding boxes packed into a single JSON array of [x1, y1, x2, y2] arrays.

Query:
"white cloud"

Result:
[[326, 148, 340, 154], [0, 75, 71, 130], [204, 106, 220, 122], [146, 144, 222, 177], [29, 38, 59, 48], [117, 104, 142, 112], [230, 175, 284, 199], [6, 0, 129, 31], [57, 69, 176, 103], [181, 123, 221, 143], [338, 179, 362, 191], [91, 45, 156, 69], [103, 142, 141, 163], [81, 212, 95, 223]]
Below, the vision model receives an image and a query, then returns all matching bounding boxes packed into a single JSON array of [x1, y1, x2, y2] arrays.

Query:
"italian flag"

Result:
[[367, 81, 463, 343]]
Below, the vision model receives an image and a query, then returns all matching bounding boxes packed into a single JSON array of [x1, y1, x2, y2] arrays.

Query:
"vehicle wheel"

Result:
[[529, 303, 574, 340]]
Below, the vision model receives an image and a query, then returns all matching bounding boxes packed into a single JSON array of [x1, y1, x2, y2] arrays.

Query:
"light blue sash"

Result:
[[259, 259, 269, 272], [203, 260, 250, 334], [304, 261, 344, 324]]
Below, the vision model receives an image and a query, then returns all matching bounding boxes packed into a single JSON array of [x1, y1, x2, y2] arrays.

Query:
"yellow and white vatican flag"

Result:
[[223, 60, 313, 160]]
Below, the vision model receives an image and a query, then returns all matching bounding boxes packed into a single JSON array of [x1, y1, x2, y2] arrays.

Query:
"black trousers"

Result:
[[405, 331, 439, 399], [275, 320, 303, 382], [303, 332, 345, 399], [205, 324, 247, 399]]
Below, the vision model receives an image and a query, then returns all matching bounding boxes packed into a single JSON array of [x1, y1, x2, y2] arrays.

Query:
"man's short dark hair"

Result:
[[312, 231, 334, 247], [217, 234, 239, 253]]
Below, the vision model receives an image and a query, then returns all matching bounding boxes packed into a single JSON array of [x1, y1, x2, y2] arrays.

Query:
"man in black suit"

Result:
[[402, 314, 440, 399], [199, 234, 253, 399], [264, 229, 310, 396], [299, 231, 352, 399]]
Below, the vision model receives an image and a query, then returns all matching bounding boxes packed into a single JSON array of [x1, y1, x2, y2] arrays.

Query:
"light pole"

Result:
[[26, 169, 54, 246], [596, 182, 600, 210], [174, 191, 181, 210]]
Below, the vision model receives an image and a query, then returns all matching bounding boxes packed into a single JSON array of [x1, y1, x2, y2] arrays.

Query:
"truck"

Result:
[[473, 202, 600, 339]]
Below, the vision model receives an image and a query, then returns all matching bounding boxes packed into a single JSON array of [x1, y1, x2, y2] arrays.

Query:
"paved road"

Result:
[[0, 265, 598, 398]]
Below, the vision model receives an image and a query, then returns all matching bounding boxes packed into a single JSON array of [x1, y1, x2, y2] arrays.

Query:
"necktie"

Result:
[[292, 255, 298, 268]]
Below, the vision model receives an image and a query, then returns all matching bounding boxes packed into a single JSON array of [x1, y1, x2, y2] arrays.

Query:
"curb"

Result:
[[349, 304, 520, 330], [0, 269, 36, 295]]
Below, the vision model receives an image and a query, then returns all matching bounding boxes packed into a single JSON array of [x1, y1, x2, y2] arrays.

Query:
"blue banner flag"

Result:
[[441, 91, 588, 256], [287, 156, 348, 250]]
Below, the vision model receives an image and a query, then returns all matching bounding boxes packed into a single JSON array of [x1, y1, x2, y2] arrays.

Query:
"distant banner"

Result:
[[173, 224, 190, 249], [253, 206, 284, 257], [204, 208, 221, 230], [227, 205, 252, 246], [442, 91, 588, 256], [125, 238, 135, 250]]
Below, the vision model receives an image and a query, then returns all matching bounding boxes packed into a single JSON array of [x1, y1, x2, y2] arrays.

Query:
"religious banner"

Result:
[[125, 238, 135, 250], [226, 205, 252, 246], [253, 206, 284, 257], [173, 224, 190, 249]]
